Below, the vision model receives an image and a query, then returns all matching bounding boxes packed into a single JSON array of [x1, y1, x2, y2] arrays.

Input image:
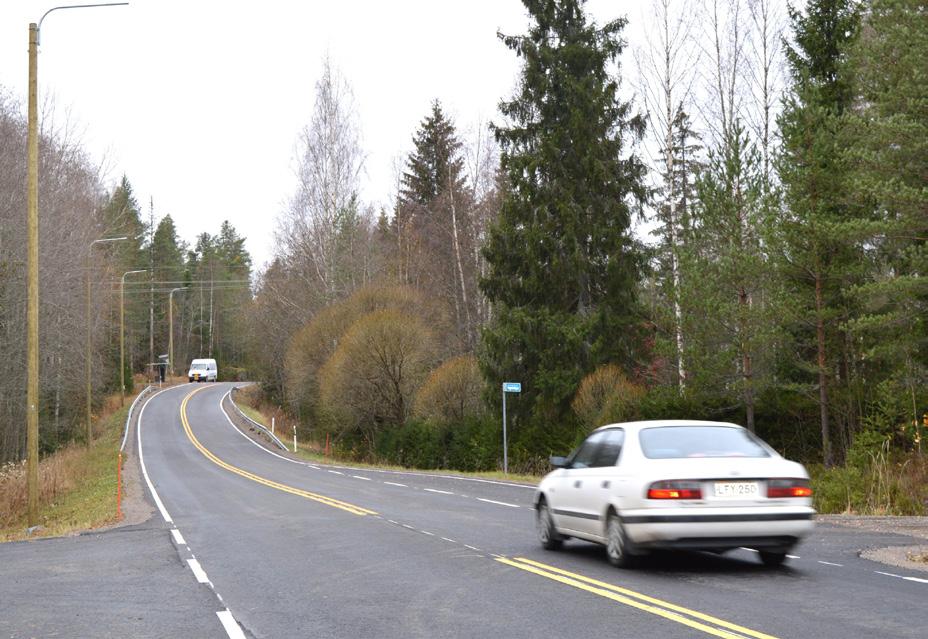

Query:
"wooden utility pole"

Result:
[[26, 21, 39, 527], [148, 197, 154, 373]]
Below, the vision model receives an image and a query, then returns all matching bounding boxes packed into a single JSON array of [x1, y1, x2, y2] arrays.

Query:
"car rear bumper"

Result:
[[623, 507, 815, 551]]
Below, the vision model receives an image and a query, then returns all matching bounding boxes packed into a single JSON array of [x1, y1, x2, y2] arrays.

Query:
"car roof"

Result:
[[593, 419, 744, 433]]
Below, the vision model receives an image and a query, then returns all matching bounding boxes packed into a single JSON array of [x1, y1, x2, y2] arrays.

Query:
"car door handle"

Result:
[[574, 480, 582, 488], [602, 480, 610, 489]]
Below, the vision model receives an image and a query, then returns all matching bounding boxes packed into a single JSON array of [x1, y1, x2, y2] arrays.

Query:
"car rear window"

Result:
[[639, 426, 771, 459]]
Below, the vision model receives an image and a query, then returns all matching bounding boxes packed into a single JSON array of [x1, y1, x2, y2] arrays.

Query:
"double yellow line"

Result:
[[496, 557, 779, 639], [179, 386, 376, 517]]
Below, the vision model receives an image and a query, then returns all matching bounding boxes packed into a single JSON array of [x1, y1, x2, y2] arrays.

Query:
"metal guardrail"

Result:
[[228, 388, 289, 452], [120, 385, 153, 452]]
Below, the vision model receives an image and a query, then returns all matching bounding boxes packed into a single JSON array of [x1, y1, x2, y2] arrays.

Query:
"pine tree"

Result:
[[480, 0, 647, 456], [777, 0, 862, 465]]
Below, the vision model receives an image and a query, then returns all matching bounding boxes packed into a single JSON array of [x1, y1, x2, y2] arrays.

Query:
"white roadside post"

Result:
[[292, 424, 297, 453], [501, 382, 521, 474], [271, 416, 275, 435]]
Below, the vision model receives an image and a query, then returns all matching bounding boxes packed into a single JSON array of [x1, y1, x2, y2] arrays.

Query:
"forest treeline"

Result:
[[0, 92, 252, 461], [1, 0, 924, 507], [250, 0, 926, 489]]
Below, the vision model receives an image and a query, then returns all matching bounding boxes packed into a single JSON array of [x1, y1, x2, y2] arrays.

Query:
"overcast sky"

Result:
[[1, 1, 650, 268]]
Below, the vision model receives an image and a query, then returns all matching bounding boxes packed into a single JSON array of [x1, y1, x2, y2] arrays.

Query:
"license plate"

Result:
[[714, 481, 759, 498]]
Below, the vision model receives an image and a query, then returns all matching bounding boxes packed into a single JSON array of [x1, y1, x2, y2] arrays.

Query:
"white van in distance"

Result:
[[188, 358, 218, 383]]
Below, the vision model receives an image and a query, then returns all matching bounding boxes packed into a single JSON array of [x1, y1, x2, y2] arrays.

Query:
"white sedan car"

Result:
[[534, 420, 815, 568]]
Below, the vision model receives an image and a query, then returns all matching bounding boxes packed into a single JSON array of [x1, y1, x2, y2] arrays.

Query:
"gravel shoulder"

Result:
[[817, 514, 928, 573]]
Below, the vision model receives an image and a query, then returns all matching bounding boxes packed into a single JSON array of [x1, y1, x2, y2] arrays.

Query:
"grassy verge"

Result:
[[809, 451, 928, 515], [230, 394, 540, 485], [0, 399, 131, 542]]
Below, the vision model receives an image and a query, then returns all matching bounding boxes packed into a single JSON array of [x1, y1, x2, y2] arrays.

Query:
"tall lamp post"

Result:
[[86, 237, 127, 444], [120, 269, 147, 403], [168, 287, 188, 378], [25, 1, 129, 526]]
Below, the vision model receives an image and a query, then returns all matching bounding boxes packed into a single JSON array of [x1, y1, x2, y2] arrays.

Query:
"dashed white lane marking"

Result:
[[388, 520, 399, 525], [477, 498, 520, 508], [216, 610, 247, 639], [352, 475, 372, 481], [880, 571, 928, 584], [818, 561, 843, 567], [464, 544, 481, 551], [402, 524, 415, 530], [441, 537, 457, 543], [384, 481, 408, 487], [328, 470, 344, 475], [421, 530, 435, 536], [188, 558, 211, 584], [171, 529, 186, 546], [424, 488, 454, 495]]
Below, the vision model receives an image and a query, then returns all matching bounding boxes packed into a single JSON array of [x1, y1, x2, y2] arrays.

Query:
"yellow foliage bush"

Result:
[[572, 364, 644, 428], [414, 355, 484, 423]]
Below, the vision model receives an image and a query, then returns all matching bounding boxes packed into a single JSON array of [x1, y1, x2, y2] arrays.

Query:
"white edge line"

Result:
[[216, 610, 247, 639], [187, 558, 210, 584], [171, 529, 186, 546], [476, 497, 520, 508], [904, 576, 928, 584], [137, 385, 185, 524], [218, 391, 310, 466], [120, 384, 151, 452], [220, 392, 534, 492], [876, 570, 903, 578]]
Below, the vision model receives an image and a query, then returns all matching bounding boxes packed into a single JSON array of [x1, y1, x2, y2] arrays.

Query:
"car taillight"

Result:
[[767, 479, 812, 498], [647, 480, 702, 499]]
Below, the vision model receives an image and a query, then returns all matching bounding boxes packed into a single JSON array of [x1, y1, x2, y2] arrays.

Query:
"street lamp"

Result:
[[86, 237, 127, 444], [25, 1, 129, 526], [120, 269, 147, 403], [168, 287, 188, 377]]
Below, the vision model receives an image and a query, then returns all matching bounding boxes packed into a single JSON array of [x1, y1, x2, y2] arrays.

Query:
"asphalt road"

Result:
[[4, 381, 928, 638]]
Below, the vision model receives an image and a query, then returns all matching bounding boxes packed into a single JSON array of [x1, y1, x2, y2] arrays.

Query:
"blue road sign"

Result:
[[503, 382, 522, 393]]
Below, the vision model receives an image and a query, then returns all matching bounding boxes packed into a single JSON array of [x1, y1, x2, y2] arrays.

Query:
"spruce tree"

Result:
[[777, 0, 862, 465], [844, 0, 927, 434], [480, 0, 647, 456]]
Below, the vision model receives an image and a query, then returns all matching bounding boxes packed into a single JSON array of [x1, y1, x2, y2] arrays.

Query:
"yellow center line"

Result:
[[179, 387, 376, 517], [497, 557, 779, 639]]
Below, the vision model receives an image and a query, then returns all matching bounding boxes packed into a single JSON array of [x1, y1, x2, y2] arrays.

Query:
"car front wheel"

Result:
[[606, 512, 635, 568], [536, 500, 563, 551]]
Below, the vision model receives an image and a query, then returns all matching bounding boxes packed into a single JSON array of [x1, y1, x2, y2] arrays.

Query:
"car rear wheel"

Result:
[[759, 550, 787, 567], [536, 500, 563, 551], [606, 512, 635, 568]]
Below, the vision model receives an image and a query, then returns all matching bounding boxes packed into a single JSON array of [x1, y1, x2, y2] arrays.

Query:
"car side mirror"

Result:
[[549, 455, 568, 469]]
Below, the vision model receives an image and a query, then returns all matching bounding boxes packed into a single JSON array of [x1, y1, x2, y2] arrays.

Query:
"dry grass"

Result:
[[0, 396, 131, 542]]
